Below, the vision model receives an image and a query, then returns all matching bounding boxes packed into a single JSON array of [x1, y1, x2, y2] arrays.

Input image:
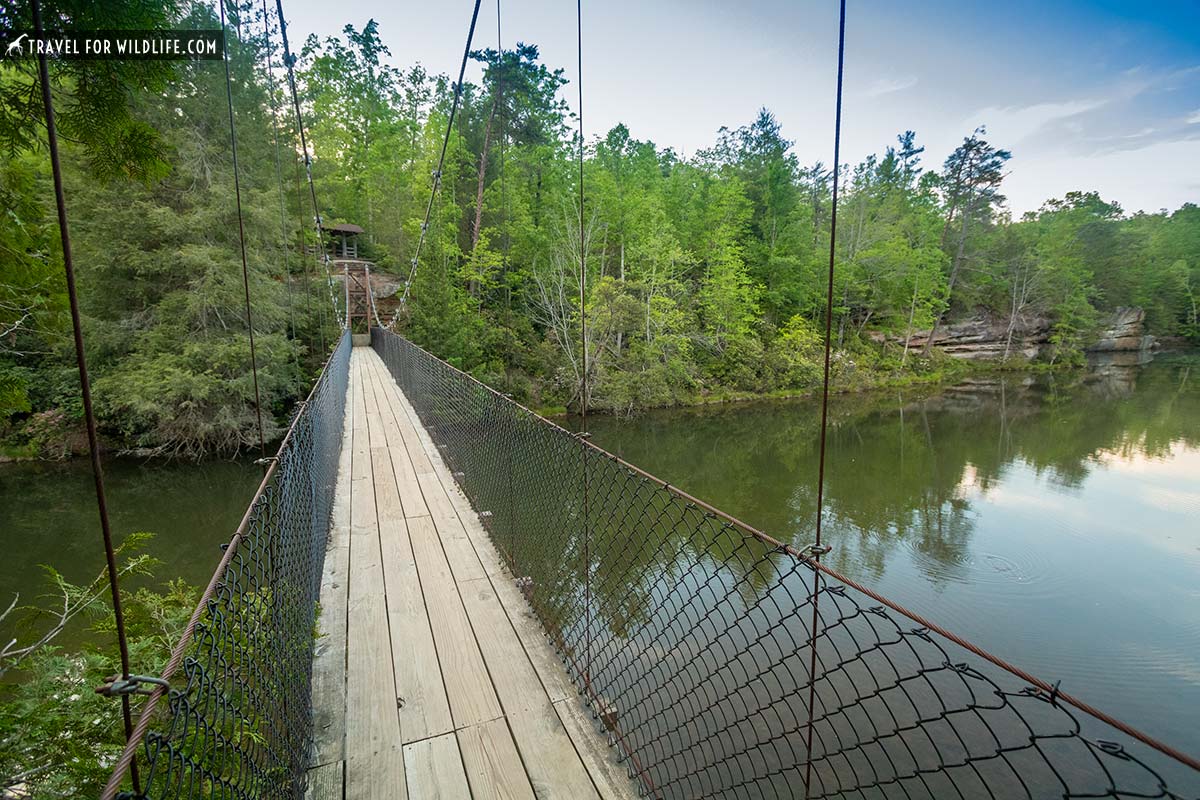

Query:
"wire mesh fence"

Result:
[[373, 327, 1199, 800], [102, 331, 351, 800]]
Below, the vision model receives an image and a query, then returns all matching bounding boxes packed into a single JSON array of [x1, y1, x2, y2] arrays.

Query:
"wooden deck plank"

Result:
[[402, 732, 472, 799], [344, 352, 407, 800], [552, 696, 641, 800], [380, 518, 455, 743], [456, 719, 537, 800], [363, 356, 435, 515], [317, 348, 633, 799], [406, 515, 504, 728], [349, 357, 376, 538], [360, 359, 455, 744], [311, 532, 350, 766], [310, 362, 354, 768], [458, 578, 600, 798], [457, 578, 550, 717], [304, 760, 344, 800], [415, 473, 488, 585]]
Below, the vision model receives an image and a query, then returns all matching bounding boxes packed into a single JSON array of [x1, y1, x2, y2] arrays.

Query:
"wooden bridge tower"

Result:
[[322, 222, 374, 344]]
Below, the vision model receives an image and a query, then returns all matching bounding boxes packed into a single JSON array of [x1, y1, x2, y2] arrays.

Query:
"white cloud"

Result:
[[862, 76, 918, 98], [963, 98, 1108, 146], [1188, 109, 1200, 125]]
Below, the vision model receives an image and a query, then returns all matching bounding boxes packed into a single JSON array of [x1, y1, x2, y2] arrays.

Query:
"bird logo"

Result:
[[6, 33, 29, 57]]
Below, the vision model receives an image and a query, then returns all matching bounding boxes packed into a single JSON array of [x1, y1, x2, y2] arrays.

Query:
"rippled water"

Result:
[[585, 351, 1200, 755]]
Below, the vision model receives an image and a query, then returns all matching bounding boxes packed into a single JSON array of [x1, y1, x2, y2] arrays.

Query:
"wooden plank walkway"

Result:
[[308, 347, 636, 799]]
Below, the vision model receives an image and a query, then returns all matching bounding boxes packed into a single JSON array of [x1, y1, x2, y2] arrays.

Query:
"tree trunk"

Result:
[[902, 278, 919, 367], [470, 100, 498, 254], [1003, 265, 1024, 362]]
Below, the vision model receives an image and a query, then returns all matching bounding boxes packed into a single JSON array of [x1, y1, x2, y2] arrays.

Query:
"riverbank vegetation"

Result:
[[0, 535, 195, 796], [2, 7, 1198, 457]]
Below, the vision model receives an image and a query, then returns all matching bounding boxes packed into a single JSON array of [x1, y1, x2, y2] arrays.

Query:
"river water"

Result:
[[0, 352, 1196, 766], [585, 351, 1200, 758], [0, 458, 262, 653]]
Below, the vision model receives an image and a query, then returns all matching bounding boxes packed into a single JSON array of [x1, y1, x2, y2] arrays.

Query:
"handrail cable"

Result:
[[373, 325, 1200, 778], [274, 0, 347, 333], [99, 333, 349, 799], [219, 0, 267, 457], [30, 0, 141, 791], [259, 0, 305, 360], [803, 0, 847, 796], [387, 0, 484, 320]]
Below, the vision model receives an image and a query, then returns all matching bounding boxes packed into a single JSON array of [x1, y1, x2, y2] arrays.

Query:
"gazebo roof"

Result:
[[323, 223, 365, 235]]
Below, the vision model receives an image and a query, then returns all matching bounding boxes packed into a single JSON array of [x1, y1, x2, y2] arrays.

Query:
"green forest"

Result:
[[2, 7, 1199, 458]]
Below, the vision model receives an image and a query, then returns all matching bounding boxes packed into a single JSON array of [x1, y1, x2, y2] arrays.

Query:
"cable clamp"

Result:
[[798, 543, 832, 559], [96, 674, 170, 697], [574, 431, 592, 440], [254, 456, 278, 467]]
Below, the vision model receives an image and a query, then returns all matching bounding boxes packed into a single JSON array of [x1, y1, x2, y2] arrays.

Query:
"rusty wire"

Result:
[[100, 332, 351, 800], [389, 0, 485, 317], [31, 0, 140, 788], [372, 326, 1199, 800]]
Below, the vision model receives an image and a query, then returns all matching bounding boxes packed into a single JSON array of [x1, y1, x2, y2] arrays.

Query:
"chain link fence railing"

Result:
[[373, 327, 1199, 800], [102, 331, 351, 800]]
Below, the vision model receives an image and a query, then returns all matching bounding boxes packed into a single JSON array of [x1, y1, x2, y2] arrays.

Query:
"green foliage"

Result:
[[3, 15, 1198, 457], [291, 32, 1197, 411], [768, 315, 823, 388], [0, 534, 195, 797], [1, 2, 330, 457]]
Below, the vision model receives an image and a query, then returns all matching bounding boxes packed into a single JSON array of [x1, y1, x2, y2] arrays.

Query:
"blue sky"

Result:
[[281, 0, 1200, 215]]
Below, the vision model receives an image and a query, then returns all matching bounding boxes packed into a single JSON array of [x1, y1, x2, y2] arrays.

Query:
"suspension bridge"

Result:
[[19, 0, 1199, 796]]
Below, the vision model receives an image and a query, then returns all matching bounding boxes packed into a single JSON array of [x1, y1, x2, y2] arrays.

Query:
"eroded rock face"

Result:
[[881, 312, 1052, 361], [878, 306, 1155, 361], [1086, 306, 1155, 352]]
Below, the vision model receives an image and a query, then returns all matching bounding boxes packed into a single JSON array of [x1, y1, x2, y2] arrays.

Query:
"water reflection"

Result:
[[586, 352, 1200, 754]]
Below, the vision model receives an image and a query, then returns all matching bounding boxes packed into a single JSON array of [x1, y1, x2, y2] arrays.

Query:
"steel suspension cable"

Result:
[[260, 0, 302, 360], [219, 0, 267, 458], [274, 0, 346, 336], [390, 0, 484, 317], [366, 266, 385, 329], [575, 0, 592, 696], [495, 0, 518, 576], [803, 1, 847, 796], [497, 0, 509, 312], [30, 0, 140, 790], [291, 144, 321, 350]]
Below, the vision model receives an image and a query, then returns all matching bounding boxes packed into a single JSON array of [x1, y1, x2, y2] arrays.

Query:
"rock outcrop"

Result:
[[876, 312, 1052, 361], [1086, 306, 1155, 352], [875, 306, 1156, 362]]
